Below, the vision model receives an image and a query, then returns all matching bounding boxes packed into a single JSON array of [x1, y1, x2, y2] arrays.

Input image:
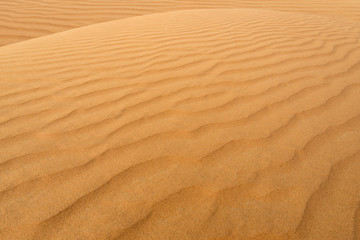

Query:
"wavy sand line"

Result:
[[0, 8, 359, 240], [0, 0, 359, 46]]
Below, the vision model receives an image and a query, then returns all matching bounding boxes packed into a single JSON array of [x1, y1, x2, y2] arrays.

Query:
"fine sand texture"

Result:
[[1, 0, 360, 47], [1, 6, 360, 240]]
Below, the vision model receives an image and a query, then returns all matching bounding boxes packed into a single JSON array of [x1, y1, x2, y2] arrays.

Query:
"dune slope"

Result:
[[0, 8, 360, 240], [1, 0, 360, 46]]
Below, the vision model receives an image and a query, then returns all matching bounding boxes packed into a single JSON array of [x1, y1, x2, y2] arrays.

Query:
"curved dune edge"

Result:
[[0, 0, 360, 47], [0, 8, 360, 240]]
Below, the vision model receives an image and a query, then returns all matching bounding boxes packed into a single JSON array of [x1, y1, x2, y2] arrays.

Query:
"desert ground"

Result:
[[0, 1, 360, 240]]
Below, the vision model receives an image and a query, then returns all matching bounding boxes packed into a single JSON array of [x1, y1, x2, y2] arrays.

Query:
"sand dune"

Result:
[[1, 0, 360, 47], [1, 5, 360, 240]]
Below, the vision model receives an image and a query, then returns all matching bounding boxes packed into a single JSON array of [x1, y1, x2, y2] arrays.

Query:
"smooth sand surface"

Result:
[[0, 4, 360, 240]]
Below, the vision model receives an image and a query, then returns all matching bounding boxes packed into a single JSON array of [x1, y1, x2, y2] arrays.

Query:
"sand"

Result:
[[1, 0, 360, 47], [0, 3, 360, 240]]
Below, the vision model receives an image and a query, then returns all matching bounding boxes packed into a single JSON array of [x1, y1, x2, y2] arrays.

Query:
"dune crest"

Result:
[[1, 0, 360, 46], [0, 8, 360, 240]]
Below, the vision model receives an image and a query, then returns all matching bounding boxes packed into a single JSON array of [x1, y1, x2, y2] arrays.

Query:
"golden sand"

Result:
[[0, 2, 360, 240]]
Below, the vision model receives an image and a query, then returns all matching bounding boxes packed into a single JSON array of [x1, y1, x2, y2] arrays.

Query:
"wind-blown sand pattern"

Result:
[[0, 4, 360, 240], [1, 0, 360, 47]]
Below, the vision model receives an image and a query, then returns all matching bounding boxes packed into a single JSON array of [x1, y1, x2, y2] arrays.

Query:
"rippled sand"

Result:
[[0, 2, 360, 240]]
